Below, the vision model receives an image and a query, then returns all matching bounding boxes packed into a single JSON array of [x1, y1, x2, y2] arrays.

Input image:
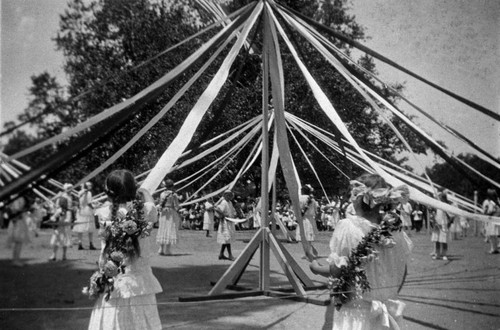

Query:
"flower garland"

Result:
[[328, 211, 403, 310], [82, 199, 154, 301], [350, 180, 409, 208]]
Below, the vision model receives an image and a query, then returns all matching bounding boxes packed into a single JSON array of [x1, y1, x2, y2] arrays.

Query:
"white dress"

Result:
[[156, 190, 181, 245], [326, 216, 412, 330], [89, 201, 162, 330], [73, 190, 96, 233], [482, 199, 500, 236], [398, 202, 412, 228], [431, 209, 450, 243], [295, 195, 317, 242], [50, 207, 73, 248], [203, 201, 214, 231], [216, 199, 236, 244]]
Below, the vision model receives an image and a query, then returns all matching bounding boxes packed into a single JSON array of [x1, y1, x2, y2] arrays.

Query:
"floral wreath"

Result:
[[349, 180, 409, 208], [82, 198, 153, 301], [329, 188, 406, 310]]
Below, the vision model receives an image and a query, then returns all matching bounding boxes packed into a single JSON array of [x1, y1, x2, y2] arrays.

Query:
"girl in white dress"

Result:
[[310, 174, 412, 330], [482, 189, 499, 254], [6, 196, 31, 267], [49, 185, 74, 261], [430, 192, 451, 260], [88, 169, 162, 330], [216, 190, 236, 260], [203, 196, 215, 237], [156, 179, 181, 255], [397, 200, 412, 231], [295, 184, 319, 257], [73, 182, 97, 250]]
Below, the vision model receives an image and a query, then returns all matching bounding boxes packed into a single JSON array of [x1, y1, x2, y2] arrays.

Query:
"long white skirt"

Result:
[[156, 208, 180, 245], [217, 219, 235, 244], [295, 218, 315, 242], [88, 293, 161, 330]]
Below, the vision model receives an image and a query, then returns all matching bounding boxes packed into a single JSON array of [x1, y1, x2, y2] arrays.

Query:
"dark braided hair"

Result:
[[104, 170, 141, 259], [105, 170, 137, 204]]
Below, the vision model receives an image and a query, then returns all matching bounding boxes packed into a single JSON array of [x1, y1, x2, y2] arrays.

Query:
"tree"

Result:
[[3, 0, 428, 196], [427, 154, 500, 201]]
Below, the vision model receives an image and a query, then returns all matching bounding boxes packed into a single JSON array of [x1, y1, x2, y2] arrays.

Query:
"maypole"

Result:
[[259, 7, 271, 290], [183, 0, 325, 304]]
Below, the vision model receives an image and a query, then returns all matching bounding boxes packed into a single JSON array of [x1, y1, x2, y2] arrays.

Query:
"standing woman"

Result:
[[73, 182, 97, 250], [482, 188, 500, 254], [203, 196, 215, 237], [431, 192, 451, 260], [216, 190, 237, 260], [295, 184, 319, 258], [88, 169, 162, 330], [49, 183, 74, 261], [156, 179, 181, 256]]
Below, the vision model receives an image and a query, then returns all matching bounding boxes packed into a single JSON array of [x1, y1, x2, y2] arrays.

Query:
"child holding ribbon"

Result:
[[310, 173, 412, 329]]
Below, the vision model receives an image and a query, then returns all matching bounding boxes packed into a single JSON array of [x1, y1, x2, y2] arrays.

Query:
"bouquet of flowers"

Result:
[[328, 212, 402, 310], [82, 199, 154, 301]]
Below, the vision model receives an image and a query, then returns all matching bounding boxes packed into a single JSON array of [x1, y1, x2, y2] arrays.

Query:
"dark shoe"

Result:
[[78, 244, 84, 250], [89, 244, 96, 250], [218, 255, 227, 260], [49, 256, 56, 261], [227, 255, 235, 261], [488, 250, 499, 254]]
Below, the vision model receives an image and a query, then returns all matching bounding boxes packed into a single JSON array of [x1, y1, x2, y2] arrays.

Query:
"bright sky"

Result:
[[1, 0, 499, 167]]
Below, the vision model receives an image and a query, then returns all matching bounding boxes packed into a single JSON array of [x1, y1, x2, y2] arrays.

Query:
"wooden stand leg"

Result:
[[209, 228, 264, 295]]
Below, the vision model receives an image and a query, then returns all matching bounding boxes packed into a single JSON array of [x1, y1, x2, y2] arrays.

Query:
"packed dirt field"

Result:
[[1, 225, 499, 329]]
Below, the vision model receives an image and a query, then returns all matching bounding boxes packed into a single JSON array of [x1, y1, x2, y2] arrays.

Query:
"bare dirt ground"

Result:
[[0, 225, 499, 329]]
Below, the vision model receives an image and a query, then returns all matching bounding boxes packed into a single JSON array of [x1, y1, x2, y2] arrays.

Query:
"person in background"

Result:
[[6, 196, 31, 267], [412, 203, 424, 233], [73, 182, 97, 250], [482, 188, 500, 254], [156, 179, 181, 256], [193, 203, 204, 230], [203, 196, 215, 237], [459, 212, 470, 238], [49, 185, 74, 261], [398, 199, 413, 231], [215, 190, 237, 261], [431, 191, 451, 261], [295, 184, 319, 258], [233, 196, 245, 231]]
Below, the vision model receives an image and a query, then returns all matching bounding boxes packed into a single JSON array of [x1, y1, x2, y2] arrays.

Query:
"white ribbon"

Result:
[[370, 299, 405, 329], [225, 217, 247, 224], [75, 34, 235, 187], [141, 2, 263, 193]]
